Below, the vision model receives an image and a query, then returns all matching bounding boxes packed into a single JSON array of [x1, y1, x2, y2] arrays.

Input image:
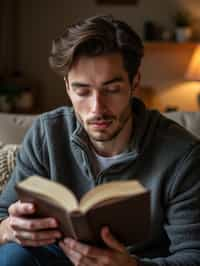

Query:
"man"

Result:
[[0, 14, 200, 266]]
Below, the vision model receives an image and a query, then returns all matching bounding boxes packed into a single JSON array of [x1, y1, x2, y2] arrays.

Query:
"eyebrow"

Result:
[[71, 82, 90, 88], [71, 76, 124, 88], [103, 76, 123, 86]]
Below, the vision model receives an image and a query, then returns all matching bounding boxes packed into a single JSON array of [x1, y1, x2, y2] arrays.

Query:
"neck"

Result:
[[90, 114, 133, 157]]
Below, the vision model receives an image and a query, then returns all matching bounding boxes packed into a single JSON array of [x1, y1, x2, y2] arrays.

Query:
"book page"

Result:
[[79, 180, 146, 213], [17, 176, 79, 212]]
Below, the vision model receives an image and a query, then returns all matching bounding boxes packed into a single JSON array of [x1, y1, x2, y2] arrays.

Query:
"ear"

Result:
[[64, 77, 72, 105], [131, 70, 141, 97], [64, 77, 69, 90]]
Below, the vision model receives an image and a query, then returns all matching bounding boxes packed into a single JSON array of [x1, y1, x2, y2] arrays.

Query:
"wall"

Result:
[[15, 0, 200, 112], [0, 0, 17, 74]]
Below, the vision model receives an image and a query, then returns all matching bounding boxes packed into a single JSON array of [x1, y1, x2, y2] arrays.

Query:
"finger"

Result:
[[13, 228, 61, 242], [60, 241, 82, 264], [9, 216, 58, 231], [8, 201, 35, 216], [63, 238, 108, 258], [101, 226, 126, 252], [59, 241, 97, 266], [16, 237, 57, 247]]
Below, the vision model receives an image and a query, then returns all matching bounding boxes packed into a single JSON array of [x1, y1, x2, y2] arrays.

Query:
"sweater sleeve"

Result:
[[138, 143, 200, 266], [0, 116, 48, 219]]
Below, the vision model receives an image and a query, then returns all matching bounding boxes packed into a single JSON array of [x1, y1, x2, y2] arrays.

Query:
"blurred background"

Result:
[[1, 0, 200, 113]]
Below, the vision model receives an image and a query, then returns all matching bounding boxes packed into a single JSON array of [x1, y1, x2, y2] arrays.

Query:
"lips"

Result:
[[89, 120, 112, 129]]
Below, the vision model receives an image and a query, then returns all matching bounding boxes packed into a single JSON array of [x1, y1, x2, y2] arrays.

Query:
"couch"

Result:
[[0, 111, 200, 193], [0, 113, 36, 192]]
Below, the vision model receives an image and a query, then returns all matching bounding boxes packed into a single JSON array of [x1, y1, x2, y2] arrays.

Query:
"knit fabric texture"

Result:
[[0, 143, 19, 193]]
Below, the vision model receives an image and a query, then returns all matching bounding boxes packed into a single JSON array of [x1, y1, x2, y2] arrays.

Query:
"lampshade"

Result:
[[185, 45, 200, 81]]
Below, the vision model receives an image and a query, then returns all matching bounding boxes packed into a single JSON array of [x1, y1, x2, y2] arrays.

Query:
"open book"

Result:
[[16, 175, 150, 246]]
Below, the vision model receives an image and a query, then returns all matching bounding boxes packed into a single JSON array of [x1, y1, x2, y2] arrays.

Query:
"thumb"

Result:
[[101, 226, 126, 252]]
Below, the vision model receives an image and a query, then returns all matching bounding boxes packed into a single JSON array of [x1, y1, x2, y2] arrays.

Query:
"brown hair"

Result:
[[49, 14, 144, 82]]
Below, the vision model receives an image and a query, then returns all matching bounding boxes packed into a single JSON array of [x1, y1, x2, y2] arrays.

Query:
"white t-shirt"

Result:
[[93, 149, 129, 172]]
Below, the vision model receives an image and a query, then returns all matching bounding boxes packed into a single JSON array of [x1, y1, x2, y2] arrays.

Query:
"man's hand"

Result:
[[0, 200, 61, 246], [59, 226, 139, 266]]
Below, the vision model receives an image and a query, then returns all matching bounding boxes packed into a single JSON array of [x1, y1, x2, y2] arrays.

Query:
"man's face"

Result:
[[66, 53, 138, 143]]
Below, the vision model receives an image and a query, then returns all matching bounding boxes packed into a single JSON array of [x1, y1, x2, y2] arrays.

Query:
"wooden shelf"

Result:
[[144, 42, 199, 52]]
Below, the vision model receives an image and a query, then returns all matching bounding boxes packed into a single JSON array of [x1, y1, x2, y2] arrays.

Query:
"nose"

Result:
[[91, 91, 106, 114]]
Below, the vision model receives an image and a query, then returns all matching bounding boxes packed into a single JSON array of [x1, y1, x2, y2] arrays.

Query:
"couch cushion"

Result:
[[0, 113, 36, 144], [164, 111, 200, 139]]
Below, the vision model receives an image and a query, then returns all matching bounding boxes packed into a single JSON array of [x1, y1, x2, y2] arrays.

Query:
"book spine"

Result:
[[70, 213, 94, 243], [61, 212, 78, 239]]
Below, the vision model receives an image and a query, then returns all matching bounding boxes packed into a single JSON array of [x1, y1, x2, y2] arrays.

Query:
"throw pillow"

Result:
[[0, 144, 20, 193]]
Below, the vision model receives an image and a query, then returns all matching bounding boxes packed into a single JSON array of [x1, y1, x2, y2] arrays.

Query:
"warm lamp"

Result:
[[185, 45, 200, 107], [185, 46, 200, 81]]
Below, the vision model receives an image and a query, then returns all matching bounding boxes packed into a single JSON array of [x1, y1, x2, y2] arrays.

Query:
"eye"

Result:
[[74, 88, 90, 97], [105, 85, 121, 93]]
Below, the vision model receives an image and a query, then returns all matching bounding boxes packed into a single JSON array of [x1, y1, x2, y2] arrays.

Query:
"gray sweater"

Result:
[[0, 98, 200, 266]]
